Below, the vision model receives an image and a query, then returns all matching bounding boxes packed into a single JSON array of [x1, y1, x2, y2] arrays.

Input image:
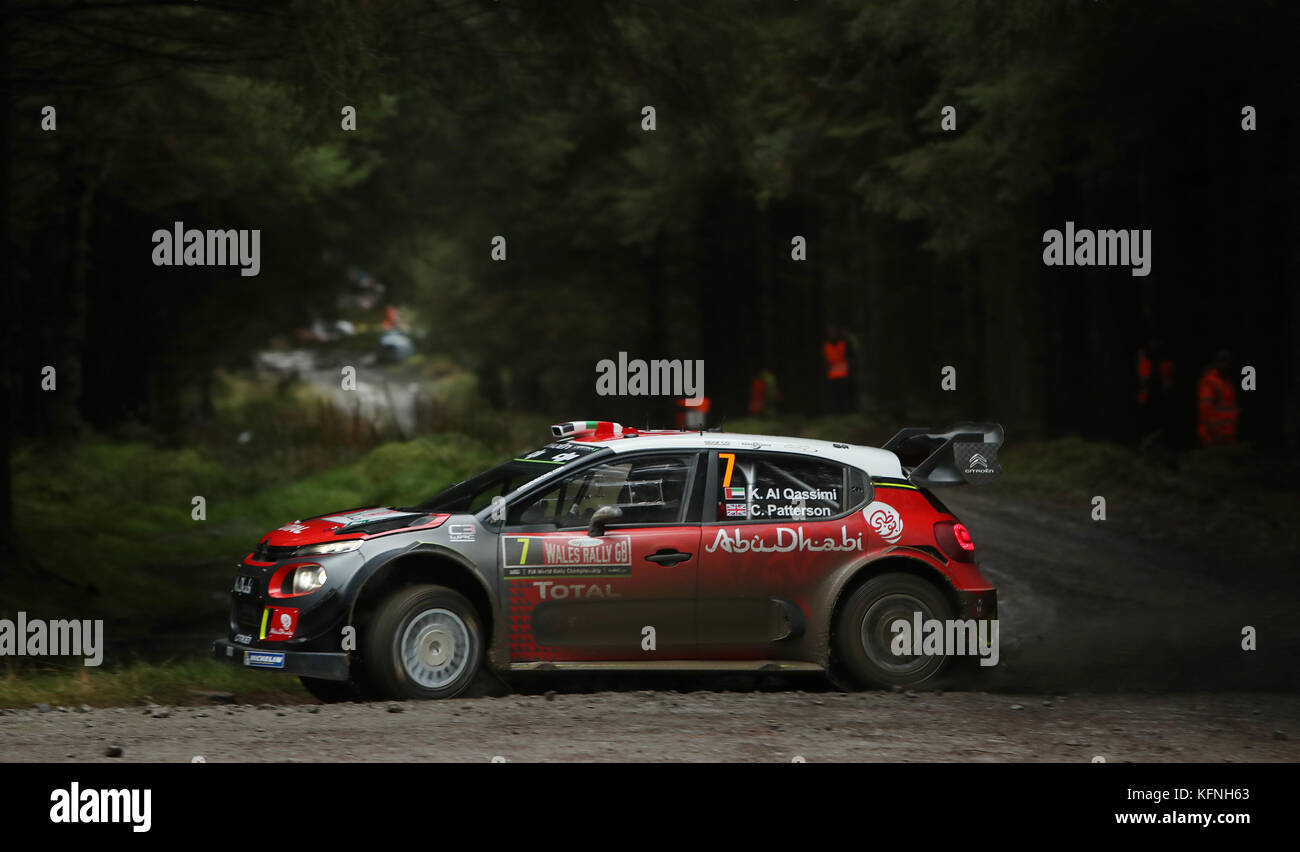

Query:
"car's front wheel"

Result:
[[363, 584, 483, 700], [835, 573, 954, 688]]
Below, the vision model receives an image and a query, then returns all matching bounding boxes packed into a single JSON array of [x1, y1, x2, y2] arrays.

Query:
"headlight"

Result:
[[295, 539, 363, 557], [291, 564, 328, 595]]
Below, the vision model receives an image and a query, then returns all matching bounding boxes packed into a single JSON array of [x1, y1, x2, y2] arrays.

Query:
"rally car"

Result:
[[213, 420, 1004, 700]]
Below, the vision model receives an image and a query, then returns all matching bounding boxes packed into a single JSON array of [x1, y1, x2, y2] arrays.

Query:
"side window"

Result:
[[715, 453, 847, 522], [510, 454, 695, 529]]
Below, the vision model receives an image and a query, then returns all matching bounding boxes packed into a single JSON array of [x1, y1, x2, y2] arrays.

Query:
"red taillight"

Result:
[[953, 523, 975, 551], [933, 521, 975, 562]]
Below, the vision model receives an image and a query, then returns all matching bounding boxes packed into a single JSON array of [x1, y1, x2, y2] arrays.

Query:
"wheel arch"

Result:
[[349, 546, 500, 668], [823, 552, 962, 665]]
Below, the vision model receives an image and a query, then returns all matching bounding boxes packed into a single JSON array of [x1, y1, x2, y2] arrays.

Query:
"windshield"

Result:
[[407, 442, 605, 515]]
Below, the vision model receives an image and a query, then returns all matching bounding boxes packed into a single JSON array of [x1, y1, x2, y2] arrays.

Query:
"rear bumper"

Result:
[[212, 639, 351, 681], [955, 588, 997, 622]]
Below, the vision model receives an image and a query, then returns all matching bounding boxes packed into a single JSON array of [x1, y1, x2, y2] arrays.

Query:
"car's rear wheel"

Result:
[[835, 572, 954, 688], [363, 584, 483, 700]]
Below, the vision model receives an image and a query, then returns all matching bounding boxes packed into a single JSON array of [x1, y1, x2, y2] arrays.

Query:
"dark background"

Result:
[[2, 0, 1298, 565]]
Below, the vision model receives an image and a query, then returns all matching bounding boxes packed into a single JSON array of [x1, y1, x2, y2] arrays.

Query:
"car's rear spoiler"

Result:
[[881, 422, 1004, 486]]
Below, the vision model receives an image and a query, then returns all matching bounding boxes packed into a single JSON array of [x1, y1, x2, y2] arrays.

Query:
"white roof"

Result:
[[589, 431, 904, 479]]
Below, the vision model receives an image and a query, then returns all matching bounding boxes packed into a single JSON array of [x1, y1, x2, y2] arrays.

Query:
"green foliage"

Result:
[[0, 660, 308, 709], [6, 432, 502, 640]]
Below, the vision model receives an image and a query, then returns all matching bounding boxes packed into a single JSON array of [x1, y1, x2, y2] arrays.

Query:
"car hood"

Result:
[[259, 507, 447, 547]]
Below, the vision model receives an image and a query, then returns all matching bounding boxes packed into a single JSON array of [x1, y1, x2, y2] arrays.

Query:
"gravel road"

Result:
[[1, 690, 1296, 763]]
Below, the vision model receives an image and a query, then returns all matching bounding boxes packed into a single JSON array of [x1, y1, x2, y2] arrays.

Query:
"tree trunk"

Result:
[[47, 156, 96, 438], [0, 9, 14, 572]]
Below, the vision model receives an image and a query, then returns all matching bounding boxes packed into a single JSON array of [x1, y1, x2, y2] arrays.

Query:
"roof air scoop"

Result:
[[550, 421, 635, 439]]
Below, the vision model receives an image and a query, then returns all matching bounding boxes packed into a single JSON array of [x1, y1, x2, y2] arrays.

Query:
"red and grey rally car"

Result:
[[213, 420, 1004, 700]]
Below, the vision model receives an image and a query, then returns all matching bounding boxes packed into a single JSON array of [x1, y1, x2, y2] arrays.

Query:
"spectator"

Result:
[[1196, 349, 1239, 446], [822, 325, 854, 414], [748, 368, 781, 416]]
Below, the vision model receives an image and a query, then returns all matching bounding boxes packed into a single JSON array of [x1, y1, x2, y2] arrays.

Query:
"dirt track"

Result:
[[1, 690, 1296, 762], [939, 489, 1300, 693]]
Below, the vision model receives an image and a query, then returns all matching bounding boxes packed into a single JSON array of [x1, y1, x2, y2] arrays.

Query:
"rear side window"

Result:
[[715, 452, 847, 522]]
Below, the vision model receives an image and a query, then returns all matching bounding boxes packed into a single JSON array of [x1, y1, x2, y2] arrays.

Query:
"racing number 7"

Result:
[[719, 453, 736, 488], [516, 537, 530, 564]]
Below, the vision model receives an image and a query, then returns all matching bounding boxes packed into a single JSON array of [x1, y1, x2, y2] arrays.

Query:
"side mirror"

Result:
[[588, 505, 623, 538]]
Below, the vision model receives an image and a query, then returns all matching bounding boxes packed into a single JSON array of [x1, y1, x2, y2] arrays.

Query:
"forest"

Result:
[[3, 0, 1298, 572]]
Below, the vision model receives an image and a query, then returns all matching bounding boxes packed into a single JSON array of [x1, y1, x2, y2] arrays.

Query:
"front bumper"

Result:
[[212, 639, 351, 681]]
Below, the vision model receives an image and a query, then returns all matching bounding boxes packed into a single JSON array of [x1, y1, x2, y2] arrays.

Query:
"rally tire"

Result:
[[834, 572, 955, 689], [363, 584, 483, 700]]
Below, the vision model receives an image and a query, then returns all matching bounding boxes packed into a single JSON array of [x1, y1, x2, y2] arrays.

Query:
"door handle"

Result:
[[644, 549, 692, 566]]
